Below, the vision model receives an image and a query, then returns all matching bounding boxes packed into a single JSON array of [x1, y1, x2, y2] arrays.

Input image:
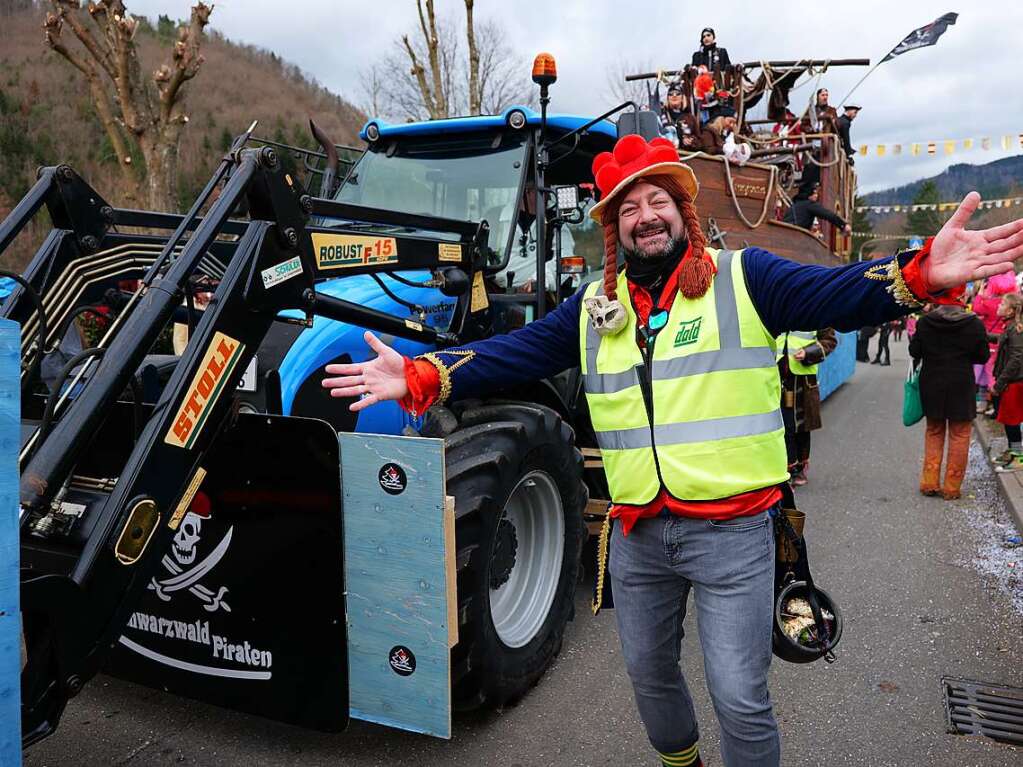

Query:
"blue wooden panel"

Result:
[[819, 331, 857, 402], [340, 433, 451, 739], [0, 321, 20, 767]]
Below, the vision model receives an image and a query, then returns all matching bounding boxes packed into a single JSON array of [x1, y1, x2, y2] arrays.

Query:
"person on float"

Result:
[[322, 134, 1023, 767], [659, 82, 701, 151]]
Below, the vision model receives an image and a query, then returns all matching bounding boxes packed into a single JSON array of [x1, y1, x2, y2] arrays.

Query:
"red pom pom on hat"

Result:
[[612, 134, 647, 164], [592, 150, 614, 175]]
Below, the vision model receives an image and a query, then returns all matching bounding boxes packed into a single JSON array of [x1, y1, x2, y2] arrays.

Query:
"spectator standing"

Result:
[[891, 317, 906, 342], [836, 105, 860, 165], [856, 325, 877, 362], [971, 272, 1018, 415], [691, 27, 731, 73], [909, 304, 990, 499], [906, 313, 918, 339], [871, 320, 891, 365], [992, 293, 1023, 471]]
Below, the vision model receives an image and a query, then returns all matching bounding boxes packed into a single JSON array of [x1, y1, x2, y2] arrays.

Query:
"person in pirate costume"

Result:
[[659, 81, 701, 150], [777, 327, 837, 487], [322, 134, 1023, 767]]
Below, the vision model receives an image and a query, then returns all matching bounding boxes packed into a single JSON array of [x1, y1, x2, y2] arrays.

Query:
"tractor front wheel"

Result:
[[439, 401, 586, 709]]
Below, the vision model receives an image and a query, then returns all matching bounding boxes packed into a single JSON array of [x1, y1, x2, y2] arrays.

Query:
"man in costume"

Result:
[[691, 27, 731, 73], [322, 134, 1023, 767], [777, 328, 837, 486], [783, 182, 852, 235], [836, 104, 861, 165]]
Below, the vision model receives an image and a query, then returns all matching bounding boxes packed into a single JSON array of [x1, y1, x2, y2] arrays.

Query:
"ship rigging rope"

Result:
[[721, 156, 777, 229]]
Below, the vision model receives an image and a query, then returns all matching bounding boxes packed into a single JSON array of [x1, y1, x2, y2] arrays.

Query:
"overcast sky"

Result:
[[130, 0, 1020, 194]]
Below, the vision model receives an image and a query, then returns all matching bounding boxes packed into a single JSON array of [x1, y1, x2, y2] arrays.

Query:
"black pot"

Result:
[[772, 580, 843, 663]]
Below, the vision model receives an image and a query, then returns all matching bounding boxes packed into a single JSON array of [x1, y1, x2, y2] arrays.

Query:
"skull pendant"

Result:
[[584, 295, 627, 336]]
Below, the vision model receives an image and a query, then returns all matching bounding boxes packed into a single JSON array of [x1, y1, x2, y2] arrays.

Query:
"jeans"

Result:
[[609, 509, 779, 767]]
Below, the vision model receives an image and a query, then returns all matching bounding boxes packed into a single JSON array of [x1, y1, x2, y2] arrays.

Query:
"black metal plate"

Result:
[[105, 413, 348, 732], [943, 676, 1023, 745]]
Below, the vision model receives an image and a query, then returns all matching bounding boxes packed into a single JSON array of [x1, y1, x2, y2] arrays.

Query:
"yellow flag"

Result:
[[911, 143, 921, 156], [982, 137, 991, 150], [876, 145, 886, 157], [944, 140, 955, 155], [892, 144, 902, 155], [858, 144, 868, 156], [963, 138, 974, 150], [927, 142, 937, 155], [1003, 135, 1012, 150]]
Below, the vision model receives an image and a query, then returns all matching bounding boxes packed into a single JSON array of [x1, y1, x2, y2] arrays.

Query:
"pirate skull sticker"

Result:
[[173, 512, 203, 565], [150, 499, 232, 613]]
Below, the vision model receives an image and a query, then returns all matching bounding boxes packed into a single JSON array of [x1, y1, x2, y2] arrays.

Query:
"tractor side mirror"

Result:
[[617, 110, 661, 141]]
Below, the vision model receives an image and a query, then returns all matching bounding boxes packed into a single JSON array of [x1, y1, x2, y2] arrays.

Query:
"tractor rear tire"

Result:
[[441, 400, 586, 710]]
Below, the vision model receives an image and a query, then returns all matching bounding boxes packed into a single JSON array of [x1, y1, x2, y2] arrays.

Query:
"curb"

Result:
[[973, 418, 1023, 536]]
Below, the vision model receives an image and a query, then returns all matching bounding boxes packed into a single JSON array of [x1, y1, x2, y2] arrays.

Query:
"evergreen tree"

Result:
[[850, 195, 873, 240], [904, 180, 943, 237]]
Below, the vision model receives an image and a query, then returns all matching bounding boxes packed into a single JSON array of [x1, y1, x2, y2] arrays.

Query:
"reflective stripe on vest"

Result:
[[776, 330, 820, 375], [580, 248, 788, 504]]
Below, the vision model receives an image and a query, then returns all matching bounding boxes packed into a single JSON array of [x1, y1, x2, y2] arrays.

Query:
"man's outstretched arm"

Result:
[[746, 192, 1023, 337]]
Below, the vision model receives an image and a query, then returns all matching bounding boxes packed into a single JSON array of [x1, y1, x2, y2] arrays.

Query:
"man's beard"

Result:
[[624, 224, 683, 262]]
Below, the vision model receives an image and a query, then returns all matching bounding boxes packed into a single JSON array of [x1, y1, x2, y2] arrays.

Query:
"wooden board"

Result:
[[0, 321, 20, 767], [341, 433, 453, 739]]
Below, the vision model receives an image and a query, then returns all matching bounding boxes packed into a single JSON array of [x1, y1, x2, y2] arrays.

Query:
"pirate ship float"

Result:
[[626, 58, 869, 265]]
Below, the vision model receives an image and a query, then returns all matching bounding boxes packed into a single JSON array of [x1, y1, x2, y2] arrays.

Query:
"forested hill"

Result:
[[0, 2, 366, 222], [863, 154, 1023, 206]]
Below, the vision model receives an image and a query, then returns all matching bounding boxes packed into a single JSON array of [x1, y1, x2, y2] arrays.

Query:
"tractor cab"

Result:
[[333, 107, 616, 325]]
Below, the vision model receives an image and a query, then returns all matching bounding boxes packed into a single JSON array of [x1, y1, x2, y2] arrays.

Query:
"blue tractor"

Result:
[[5, 64, 628, 745]]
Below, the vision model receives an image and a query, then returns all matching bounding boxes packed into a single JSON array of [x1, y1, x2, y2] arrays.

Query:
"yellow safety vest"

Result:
[[776, 331, 820, 376], [580, 248, 788, 505]]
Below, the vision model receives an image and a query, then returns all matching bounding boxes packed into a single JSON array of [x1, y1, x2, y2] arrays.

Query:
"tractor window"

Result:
[[335, 134, 527, 263], [563, 198, 602, 276]]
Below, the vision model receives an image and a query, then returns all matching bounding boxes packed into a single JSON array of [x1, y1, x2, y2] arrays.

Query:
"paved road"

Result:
[[25, 339, 1022, 767]]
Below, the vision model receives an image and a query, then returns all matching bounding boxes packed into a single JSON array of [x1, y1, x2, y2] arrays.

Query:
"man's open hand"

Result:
[[925, 192, 1023, 291], [321, 331, 408, 412]]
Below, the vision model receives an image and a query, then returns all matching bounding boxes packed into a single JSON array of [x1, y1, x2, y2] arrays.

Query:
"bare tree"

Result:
[[387, 2, 534, 122], [604, 59, 657, 109], [475, 20, 533, 114], [358, 62, 386, 118], [465, 0, 479, 115], [43, 0, 212, 211], [402, 0, 448, 119]]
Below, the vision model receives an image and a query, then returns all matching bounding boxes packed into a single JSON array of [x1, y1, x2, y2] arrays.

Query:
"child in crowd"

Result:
[[973, 272, 1019, 416], [992, 293, 1023, 471]]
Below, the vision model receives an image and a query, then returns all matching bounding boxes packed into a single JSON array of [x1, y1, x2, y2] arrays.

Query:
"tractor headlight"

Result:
[[506, 109, 527, 130], [365, 123, 381, 141]]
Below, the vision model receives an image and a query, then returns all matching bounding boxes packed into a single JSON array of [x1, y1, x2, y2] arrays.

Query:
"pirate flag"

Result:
[[881, 12, 958, 63]]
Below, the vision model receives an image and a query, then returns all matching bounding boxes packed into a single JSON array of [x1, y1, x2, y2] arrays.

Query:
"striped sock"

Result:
[[658, 743, 702, 766]]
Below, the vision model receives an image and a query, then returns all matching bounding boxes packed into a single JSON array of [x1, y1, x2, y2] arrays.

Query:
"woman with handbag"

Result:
[[909, 303, 991, 498]]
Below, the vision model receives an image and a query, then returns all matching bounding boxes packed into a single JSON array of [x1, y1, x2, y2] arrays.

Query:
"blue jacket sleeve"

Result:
[[742, 247, 917, 337], [427, 289, 584, 402]]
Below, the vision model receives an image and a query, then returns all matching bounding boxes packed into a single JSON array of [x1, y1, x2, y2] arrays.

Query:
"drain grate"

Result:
[[943, 676, 1023, 745]]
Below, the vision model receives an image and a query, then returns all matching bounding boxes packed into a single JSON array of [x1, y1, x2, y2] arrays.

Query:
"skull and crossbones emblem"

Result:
[[149, 501, 232, 613]]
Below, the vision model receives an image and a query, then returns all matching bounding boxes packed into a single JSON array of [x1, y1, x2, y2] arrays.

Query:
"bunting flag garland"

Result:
[[848, 133, 1023, 158], [855, 195, 1023, 214]]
